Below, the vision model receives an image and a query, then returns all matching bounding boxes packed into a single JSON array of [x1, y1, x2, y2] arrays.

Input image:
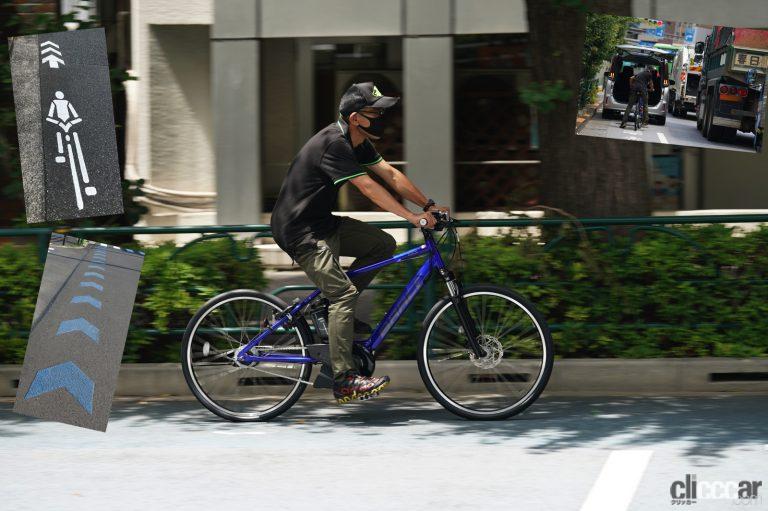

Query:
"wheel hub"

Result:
[[469, 335, 503, 369]]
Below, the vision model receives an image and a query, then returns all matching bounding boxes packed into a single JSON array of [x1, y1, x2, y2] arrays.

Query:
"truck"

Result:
[[669, 45, 702, 118], [695, 26, 768, 142], [756, 77, 765, 151]]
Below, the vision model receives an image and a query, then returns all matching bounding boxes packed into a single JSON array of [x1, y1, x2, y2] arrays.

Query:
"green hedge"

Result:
[[2, 225, 768, 364], [373, 224, 768, 360], [0, 238, 265, 364]]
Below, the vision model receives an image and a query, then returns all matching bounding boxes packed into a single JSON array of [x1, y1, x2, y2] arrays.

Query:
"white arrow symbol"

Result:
[[41, 46, 62, 56], [42, 54, 65, 69], [40, 40, 60, 48]]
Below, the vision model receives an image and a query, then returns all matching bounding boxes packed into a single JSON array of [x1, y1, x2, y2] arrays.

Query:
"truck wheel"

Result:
[[703, 95, 714, 139], [696, 102, 704, 131], [721, 127, 737, 141], [706, 103, 725, 142]]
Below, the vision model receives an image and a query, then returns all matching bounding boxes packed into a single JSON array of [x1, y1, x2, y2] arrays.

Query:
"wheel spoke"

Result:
[[422, 290, 551, 418], [183, 294, 310, 421]]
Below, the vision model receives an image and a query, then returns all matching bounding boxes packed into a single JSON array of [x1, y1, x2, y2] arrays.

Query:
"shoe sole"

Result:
[[336, 380, 390, 405]]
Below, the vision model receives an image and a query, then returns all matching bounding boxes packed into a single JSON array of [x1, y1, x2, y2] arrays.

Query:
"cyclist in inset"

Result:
[[270, 82, 449, 404], [620, 64, 655, 129]]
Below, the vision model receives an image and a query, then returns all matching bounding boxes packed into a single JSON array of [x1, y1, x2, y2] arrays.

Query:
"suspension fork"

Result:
[[438, 268, 486, 358]]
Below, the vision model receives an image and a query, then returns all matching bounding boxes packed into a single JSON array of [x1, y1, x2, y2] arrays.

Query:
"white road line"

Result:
[[580, 450, 653, 511], [211, 430, 266, 436], [657, 132, 669, 144]]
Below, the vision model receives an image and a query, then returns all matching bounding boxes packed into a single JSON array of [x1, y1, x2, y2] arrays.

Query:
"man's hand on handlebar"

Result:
[[410, 212, 437, 229], [426, 203, 451, 217]]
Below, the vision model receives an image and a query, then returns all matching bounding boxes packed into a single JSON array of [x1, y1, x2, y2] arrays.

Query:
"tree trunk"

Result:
[[527, 0, 650, 217]]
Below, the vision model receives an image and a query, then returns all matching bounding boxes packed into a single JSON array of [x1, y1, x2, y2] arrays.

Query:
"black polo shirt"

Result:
[[632, 69, 653, 93], [270, 117, 382, 257]]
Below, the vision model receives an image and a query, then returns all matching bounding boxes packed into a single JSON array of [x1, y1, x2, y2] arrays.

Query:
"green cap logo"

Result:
[[372, 85, 382, 97]]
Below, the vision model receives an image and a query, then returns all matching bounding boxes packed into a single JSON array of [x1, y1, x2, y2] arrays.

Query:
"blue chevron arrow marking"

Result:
[[80, 281, 103, 292], [70, 295, 102, 310], [56, 317, 100, 343], [24, 361, 94, 414], [83, 271, 104, 280], [88, 264, 105, 271]]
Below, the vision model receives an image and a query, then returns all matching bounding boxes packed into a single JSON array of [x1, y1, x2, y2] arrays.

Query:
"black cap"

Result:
[[339, 82, 400, 117]]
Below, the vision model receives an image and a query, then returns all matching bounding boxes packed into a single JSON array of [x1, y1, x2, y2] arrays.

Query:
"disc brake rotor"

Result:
[[469, 335, 504, 369]]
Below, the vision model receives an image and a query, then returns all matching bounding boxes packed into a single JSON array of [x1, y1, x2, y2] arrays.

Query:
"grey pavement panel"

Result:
[[13, 237, 144, 431], [9, 35, 45, 223], [10, 28, 123, 223]]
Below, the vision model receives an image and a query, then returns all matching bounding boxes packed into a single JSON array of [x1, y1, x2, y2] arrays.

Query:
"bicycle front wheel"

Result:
[[417, 285, 553, 420], [181, 289, 312, 422]]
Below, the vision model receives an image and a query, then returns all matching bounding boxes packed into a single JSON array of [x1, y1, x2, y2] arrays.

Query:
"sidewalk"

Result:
[[575, 90, 603, 133]]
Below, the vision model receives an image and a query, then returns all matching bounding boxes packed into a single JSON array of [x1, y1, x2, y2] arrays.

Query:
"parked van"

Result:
[[602, 45, 675, 125]]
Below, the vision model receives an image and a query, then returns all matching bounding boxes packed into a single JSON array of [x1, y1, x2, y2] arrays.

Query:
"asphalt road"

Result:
[[579, 109, 758, 153], [1, 395, 766, 510]]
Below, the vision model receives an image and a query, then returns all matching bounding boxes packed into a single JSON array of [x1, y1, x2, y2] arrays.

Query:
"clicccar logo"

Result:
[[670, 474, 762, 505]]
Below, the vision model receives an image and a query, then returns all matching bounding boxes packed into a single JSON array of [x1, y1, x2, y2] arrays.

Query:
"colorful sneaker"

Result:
[[333, 373, 390, 404]]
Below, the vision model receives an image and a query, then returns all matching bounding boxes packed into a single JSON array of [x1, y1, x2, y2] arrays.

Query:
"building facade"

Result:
[[124, 0, 768, 232]]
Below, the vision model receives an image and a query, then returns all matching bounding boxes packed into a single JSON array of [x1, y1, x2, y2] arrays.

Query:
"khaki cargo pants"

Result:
[[293, 216, 397, 382]]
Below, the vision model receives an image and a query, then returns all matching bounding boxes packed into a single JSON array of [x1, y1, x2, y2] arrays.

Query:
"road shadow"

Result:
[[1, 394, 766, 463]]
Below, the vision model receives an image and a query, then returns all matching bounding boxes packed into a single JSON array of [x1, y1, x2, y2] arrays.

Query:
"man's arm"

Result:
[[366, 160, 430, 209], [350, 174, 436, 228]]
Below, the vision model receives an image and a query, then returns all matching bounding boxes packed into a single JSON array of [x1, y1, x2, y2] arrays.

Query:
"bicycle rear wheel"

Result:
[[181, 289, 312, 422], [417, 285, 553, 420]]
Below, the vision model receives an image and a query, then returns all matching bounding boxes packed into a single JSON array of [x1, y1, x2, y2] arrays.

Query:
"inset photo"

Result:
[[13, 234, 144, 432], [576, 15, 766, 154], [9, 28, 124, 223]]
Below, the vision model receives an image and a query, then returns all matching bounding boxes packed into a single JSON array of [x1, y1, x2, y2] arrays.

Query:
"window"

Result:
[[454, 34, 538, 211]]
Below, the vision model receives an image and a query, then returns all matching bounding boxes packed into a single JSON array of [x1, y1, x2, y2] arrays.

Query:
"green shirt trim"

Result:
[[333, 171, 367, 185], [360, 155, 383, 166]]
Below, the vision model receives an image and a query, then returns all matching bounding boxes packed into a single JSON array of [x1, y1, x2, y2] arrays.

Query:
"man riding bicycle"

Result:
[[620, 64, 655, 129], [270, 82, 449, 404]]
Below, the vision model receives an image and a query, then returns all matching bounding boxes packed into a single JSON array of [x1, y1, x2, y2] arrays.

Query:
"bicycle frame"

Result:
[[635, 94, 645, 125], [236, 229, 455, 365]]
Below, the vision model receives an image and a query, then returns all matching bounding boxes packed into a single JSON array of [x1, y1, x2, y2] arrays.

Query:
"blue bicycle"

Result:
[[633, 93, 645, 131], [181, 211, 553, 421]]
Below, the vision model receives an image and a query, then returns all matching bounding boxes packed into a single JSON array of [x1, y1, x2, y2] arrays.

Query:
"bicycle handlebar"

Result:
[[418, 210, 451, 231]]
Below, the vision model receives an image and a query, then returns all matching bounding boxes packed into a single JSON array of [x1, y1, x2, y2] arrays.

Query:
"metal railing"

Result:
[[2, 214, 768, 339]]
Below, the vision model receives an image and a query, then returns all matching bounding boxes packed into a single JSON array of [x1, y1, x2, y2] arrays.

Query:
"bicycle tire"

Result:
[[417, 284, 553, 420], [181, 289, 313, 422]]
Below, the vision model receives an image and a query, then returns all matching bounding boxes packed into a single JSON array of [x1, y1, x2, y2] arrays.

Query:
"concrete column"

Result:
[[295, 39, 315, 149], [403, 36, 454, 210], [211, 0, 261, 224]]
